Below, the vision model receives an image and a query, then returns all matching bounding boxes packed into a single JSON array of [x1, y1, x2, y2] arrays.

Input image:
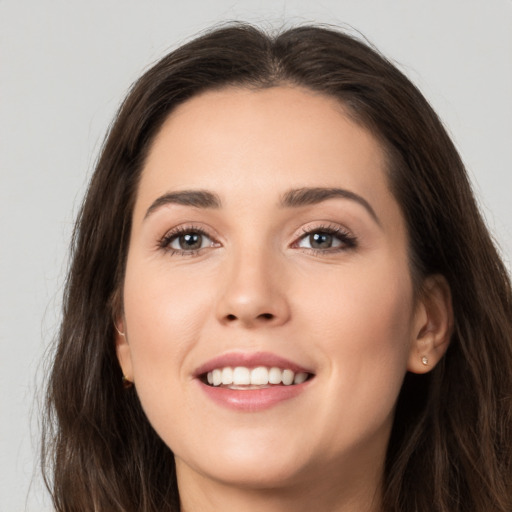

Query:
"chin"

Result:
[[175, 436, 312, 490]]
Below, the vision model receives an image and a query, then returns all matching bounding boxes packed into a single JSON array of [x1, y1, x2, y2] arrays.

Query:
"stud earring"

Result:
[[122, 375, 133, 389], [421, 356, 429, 366]]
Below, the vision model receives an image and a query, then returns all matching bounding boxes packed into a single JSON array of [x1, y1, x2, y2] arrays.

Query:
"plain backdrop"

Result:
[[1, 1, 511, 510]]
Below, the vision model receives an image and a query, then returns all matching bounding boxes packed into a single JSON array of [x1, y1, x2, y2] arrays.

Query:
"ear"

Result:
[[407, 274, 453, 374], [114, 317, 134, 383]]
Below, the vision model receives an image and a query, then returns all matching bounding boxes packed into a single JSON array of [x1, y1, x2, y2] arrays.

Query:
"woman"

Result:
[[42, 24, 512, 511]]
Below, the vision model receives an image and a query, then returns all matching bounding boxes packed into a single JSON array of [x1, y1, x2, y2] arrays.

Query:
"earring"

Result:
[[114, 324, 125, 337], [421, 356, 429, 366], [122, 375, 133, 389]]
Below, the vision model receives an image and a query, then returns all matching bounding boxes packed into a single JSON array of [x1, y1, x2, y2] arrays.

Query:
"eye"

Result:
[[296, 226, 357, 252], [159, 227, 218, 254]]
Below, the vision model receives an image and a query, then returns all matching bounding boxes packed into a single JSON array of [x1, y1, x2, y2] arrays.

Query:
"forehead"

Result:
[[135, 86, 396, 220]]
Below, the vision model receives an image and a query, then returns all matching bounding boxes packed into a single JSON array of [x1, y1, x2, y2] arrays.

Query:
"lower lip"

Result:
[[197, 380, 311, 411]]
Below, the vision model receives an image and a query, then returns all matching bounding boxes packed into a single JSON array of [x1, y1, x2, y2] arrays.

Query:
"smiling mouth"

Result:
[[201, 366, 313, 389]]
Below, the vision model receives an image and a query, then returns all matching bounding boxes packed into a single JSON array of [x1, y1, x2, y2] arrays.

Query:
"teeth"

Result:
[[282, 369, 294, 385], [251, 367, 269, 385], [268, 367, 282, 384], [221, 367, 233, 385], [233, 366, 251, 385], [212, 369, 222, 386], [294, 372, 308, 384], [205, 366, 310, 387]]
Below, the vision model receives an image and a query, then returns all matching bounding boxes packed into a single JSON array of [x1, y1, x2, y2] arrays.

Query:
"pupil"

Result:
[[310, 232, 332, 249], [179, 233, 202, 250]]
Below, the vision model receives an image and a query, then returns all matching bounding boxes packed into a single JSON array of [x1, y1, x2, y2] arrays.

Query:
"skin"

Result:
[[116, 86, 452, 512]]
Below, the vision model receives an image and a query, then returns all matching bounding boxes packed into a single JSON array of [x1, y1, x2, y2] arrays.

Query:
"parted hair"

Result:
[[42, 23, 512, 511]]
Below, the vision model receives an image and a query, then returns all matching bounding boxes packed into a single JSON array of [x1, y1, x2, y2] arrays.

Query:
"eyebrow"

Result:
[[144, 186, 380, 226], [144, 190, 221, 219], [280, 187, 381, 226]]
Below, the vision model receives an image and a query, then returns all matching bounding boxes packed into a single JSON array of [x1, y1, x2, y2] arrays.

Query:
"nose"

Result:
[[215, 247, 291, 328]]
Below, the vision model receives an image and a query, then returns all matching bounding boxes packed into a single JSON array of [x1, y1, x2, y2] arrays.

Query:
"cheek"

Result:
[[299, 255, 414, 345], [121, 261, 217, 448], [122, 259, 213, 383], [297, 259, 414, 436]]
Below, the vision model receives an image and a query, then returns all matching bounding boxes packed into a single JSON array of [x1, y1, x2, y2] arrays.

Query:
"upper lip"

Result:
[[193, 351, 314, 378]]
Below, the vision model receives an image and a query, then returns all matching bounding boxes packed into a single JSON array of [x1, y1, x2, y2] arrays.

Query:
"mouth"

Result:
[[201, 366, 313, 389], [194, 352, 315, 410]]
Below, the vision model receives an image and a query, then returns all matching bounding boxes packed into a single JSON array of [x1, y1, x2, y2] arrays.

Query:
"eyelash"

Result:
[[294, 224, 357, 254], [158, 225, 217, 256], [158, 223, 357, 256]]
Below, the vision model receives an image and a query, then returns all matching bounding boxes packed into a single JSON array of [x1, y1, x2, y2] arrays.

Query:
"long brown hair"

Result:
[[42, 23, 512, 511]]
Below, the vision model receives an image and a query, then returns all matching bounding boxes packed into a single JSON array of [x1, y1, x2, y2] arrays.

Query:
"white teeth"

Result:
[[282, 369, 294, 386], [212, 369, 222, 386], [251, 366, 269, 385], [268, 367, 282, 384], [233, 367, 251, 385], [205, 366, 310, 387], [221, 367, 233, 385], [294, 372, 308, 384]]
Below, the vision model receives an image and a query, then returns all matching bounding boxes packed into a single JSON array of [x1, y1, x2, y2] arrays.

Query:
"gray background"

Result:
[[1, 1, 511, 510]]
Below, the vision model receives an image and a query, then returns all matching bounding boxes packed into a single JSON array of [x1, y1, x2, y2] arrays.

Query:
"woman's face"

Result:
[[117, 86, 427, 491]]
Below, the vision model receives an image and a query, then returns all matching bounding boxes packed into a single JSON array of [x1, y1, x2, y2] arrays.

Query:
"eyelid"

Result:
[[291, 222, 358, 252], [158, 223, 221, 255], [156, 221, 357, 256]]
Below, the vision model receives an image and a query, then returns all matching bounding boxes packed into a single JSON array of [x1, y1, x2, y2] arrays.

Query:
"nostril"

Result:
[[223, 312, 276, 323]]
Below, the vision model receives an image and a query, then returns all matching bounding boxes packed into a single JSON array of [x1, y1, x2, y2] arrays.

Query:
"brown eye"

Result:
[[309, 232, 334, 249], [164, 230, 216, 252], [296, 228, 356, 252], [177, 233, 203, 250]]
